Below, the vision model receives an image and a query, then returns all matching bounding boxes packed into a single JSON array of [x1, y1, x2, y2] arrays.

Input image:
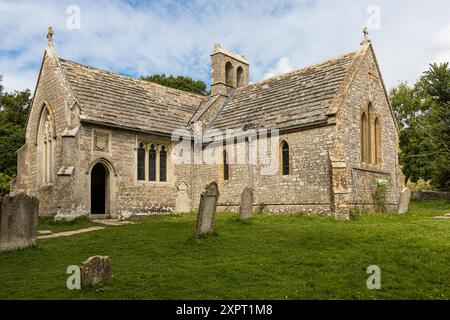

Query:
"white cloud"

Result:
[[1, 0, 450, 93], [264, 57, 293, 79], [432, 23, 450, 48], [433, 50, 450, 65], [431, 23, 450, 67]]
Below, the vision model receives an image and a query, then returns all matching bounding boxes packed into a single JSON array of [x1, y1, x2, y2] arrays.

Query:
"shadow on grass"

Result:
[[38, 216, 97, 233]]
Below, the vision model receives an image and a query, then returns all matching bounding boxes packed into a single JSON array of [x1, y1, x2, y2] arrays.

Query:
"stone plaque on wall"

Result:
[[94, 130, 110, 152]]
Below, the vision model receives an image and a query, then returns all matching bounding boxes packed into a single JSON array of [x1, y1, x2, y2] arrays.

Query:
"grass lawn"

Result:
[[0, 200, 448, 300], [38, 217, 97, 233]]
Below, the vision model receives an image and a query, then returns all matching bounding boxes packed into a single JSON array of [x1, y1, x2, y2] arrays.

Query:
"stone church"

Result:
[[11, 27, 405, 220]]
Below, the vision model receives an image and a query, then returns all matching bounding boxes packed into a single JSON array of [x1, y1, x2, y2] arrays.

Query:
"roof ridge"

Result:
[[58, 58, 208, 100], [236, 49, 359, 91]]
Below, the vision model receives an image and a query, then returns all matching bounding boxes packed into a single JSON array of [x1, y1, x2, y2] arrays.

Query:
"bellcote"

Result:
[[210, 43, 249, 96]]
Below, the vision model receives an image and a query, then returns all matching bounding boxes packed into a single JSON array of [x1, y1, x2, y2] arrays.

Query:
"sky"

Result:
[[0, 0, 449, 93]]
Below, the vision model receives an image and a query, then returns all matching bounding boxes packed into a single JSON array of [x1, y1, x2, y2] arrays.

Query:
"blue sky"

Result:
[[0, 0, 449, 92]]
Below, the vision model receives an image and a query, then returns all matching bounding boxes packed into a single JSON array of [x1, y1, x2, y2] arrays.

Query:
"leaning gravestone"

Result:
[[0, 193, 39, 252], [80, 255, 112, 287], [398, 188, 412, 214], [195, 182, 220, 238], [239, 187, 254, 220]]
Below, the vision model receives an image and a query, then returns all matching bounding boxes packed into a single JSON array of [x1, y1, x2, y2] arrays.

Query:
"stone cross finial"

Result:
[[212, 43, 222, 54], [361, 27, 371, 45], [47, 27, 54, 46]]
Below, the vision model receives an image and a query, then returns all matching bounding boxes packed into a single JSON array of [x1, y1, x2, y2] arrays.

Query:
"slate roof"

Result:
[[59, 59, 205, 136], [58, 50, 358, 136], [210, 51, 358, 131]]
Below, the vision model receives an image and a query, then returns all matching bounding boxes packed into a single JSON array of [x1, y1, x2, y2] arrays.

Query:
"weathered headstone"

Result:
[[398, 188, 412, 214], [175, 181, 191, 213], [80, 256, 112, 287], [239, 187, 254, 220], [195, 182, 220, 238], [0, 193, 39, 252]]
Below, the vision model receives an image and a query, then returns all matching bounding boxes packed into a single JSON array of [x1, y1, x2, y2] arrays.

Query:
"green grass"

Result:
[[38, 216, 97, 233], [0, 200, 448, 300]]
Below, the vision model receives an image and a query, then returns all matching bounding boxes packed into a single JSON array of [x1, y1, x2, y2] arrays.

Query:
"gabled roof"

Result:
[[57, 47, 363, 136], [210, 51, 358, 131], [59, 59, 205, 136]]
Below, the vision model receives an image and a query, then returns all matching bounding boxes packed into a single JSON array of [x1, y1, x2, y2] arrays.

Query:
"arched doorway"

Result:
[[91, 163, 109, 214]]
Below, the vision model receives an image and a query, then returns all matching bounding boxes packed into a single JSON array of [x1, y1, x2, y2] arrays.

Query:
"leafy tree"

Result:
[[0, 76, 31, 196], [391, 63, 450, 191], [141, 74, 209, 96], [0, 172, 12, 197]]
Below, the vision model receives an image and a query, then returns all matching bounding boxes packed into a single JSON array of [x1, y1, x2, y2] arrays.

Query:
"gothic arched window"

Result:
[[149, 144, 157, 181], [361, 113, 367, 162], [223, 150, 229, 181], [374, 117, 381, 164], [137, 143, 146, 181], [281, 141, 289, 176], [137, 142, 172, 183], [236, 66, 244, 87], [361, 103, 381, 165], [159, 145, 167, 182], [38, 106, 54, 185], [225, 62, 233, 86], [367, 103, 372, 163]]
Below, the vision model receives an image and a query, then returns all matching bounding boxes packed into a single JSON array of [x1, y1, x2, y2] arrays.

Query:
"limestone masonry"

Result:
[[11, 28, 405, 220]]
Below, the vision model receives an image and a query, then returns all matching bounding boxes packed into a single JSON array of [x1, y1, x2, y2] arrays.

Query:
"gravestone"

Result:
[[0, 193, 39, 252], [195, 182, 220, 238], [398, 188, 412, 214], [239, 187, 254, 220], [175, 181, 191, 213], [80, 255, 112, 287]]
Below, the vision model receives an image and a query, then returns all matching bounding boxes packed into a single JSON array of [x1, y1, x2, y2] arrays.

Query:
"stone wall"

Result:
[[75, 124, 193, 218], [335, 45, 403, 212], [411, 190, 450, 201], [192, 126, 336, 215], [12, 48, 78, 217], [14, 44, 404, 219]]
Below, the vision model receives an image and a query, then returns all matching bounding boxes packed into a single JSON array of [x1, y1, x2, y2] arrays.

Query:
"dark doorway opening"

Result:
[[91, 163, 107, 214]]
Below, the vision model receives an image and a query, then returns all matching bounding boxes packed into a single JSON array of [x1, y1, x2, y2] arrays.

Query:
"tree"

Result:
[[391, 63, 450, 191], [0, 76, 31, 196], [141, 74, 209, 96]]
